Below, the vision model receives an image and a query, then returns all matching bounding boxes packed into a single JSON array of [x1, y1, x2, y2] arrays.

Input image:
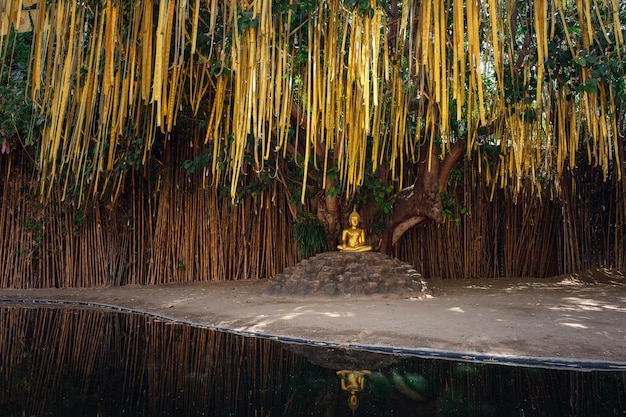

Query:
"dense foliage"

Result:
[[0, 31, 36, 157], [0, 0, 624, 209]]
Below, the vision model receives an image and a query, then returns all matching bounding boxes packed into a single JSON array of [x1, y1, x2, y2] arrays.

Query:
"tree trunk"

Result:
[[287, 101, 465, 255], [380, 142, 465, 254], [316, 191, 342, 249]]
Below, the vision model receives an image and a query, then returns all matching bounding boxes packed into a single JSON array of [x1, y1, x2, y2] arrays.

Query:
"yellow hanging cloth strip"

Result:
[[44, 0, 77, 192], [104, 5, 119, 172], [534, 0, 546, 109], [141, 0, 153, 103], [152, 0, 173, 129], [0, 0, 18, 41]]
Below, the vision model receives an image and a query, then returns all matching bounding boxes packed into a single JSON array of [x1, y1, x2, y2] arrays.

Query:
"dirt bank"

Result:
[[1, 268, 625, 370]]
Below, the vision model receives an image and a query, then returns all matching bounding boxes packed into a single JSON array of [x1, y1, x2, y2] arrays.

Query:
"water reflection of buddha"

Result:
[[337, 208, 372, 252], [336, 369, 370, 392], [336, 370, 371, 415]]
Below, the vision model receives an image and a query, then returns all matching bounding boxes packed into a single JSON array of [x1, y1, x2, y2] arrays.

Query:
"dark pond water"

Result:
[[1, 305, 625, 416]]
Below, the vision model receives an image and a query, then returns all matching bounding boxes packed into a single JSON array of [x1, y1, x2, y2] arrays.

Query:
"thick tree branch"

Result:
[[379, 136, 468, 254], [438, 135, 467, 193]]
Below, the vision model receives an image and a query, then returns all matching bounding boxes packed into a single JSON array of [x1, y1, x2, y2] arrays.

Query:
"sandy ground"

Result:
[[1, 269, 625, 370]]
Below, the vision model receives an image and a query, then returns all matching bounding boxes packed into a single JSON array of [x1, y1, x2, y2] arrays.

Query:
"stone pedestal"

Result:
[[265, 251, 428, 297]]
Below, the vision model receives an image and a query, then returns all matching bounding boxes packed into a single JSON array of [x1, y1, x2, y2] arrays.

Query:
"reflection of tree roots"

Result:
[[391, 371, 429, 402]]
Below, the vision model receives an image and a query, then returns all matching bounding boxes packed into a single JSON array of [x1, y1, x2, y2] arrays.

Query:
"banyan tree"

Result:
[[0, 0, 624, 278]]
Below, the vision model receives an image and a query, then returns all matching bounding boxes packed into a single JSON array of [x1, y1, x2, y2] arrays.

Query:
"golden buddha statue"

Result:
[[337, 208, 372, 252]]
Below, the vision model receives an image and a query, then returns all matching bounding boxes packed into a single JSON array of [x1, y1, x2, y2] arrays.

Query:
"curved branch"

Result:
[[391, 216, 427, 247], [438, 135, 467, 193]]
